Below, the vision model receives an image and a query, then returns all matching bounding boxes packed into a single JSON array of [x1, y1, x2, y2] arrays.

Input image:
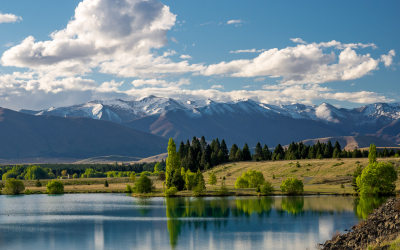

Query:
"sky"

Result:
[[0, 0, 399, 111]]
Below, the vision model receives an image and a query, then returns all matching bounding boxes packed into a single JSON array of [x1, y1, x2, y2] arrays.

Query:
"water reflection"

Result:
[[0, 194, 389, 250]]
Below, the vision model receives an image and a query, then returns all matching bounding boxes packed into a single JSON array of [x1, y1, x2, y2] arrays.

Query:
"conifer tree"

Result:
[[254, 142, 263, 160], [187, 147, 196, 171], [220, 139, 229, 161], [235, 148, 242, 161], [262, 144, 272, 160], [242, 143, 252, 161], [218, 149, 225, 163], [229, 144, 238, 161], [273, 144, 285, 160], [178, 141, 186, 160], [327, 141, 334, 157], [334, 141, 342, 153], [383, 147, 389, 157], [200, 136, 207, 152], [211, 152, 219, 166]]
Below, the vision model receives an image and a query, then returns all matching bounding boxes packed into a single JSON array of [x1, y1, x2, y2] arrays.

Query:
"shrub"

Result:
[[193, 179, 206, 197], [125, 184, 133, 193], [208, 172, 217, 185], [72, 173, 78, 179], [296, 162, 301, 168], [158, 171, 166, 181], [235, 177, 249, 188], [260, 181, 274, 195], [165, 187, 178, 197], [340, 184, 345, 189], [104, 180, 109, 187], [171, 170, 185, 191], [130, 173, 136, 183], [134, 174, 154, 193], [215, 180, 229, 196], [356, 162, 397, 196], [46, 180, 64, 194], [25, 189, 33, 195], [256, 185, 261, 192], [35, 179, 42, 187], [273, 174, 276, 179], [4, 178, 25, 195], [184, 170, 197, 190], [280, 178, 304, 195]]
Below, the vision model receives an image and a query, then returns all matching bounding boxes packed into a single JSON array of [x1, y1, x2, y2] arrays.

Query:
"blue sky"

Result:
[[0, 0, 398, 110]]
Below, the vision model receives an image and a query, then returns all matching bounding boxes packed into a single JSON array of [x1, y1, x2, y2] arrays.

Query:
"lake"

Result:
[[0, 194, 387, 250]]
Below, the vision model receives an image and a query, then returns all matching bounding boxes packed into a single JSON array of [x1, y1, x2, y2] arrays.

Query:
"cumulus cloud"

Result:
[[202, 41, 387, 85], [380, 50, 396, 67], [131, 78, 190, 87], [211, 85, 224, 89], [0, 12, 22, 24], [1, 0, 204, 80], [180, 54, 192, 59]]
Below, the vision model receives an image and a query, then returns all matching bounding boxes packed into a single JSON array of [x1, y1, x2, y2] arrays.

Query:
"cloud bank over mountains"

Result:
[[0, 0, 396, 110]]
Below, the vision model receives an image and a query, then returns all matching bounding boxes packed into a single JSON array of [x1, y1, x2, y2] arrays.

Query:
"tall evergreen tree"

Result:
[[218, 149, 225, 163], [187, 147, 196, 172], [229, 143, 238, 161], [242, 143, 252, 161], [262, 144, 272, 161], [211, 152, 219, 166], [235, 148, 242, 161], [273, 144, 285, 160], [326, 141, 333, 158], [383, 147, 389, 157], [220, 139, 229, 161], [334, 141, 342, 153], [200, 136, 207, 152], [178, 141, 186, 160], [254, 142, 263, 160]]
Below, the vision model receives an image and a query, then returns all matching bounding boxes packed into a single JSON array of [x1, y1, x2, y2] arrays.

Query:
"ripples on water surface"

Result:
[[0, 194, 387, 250]]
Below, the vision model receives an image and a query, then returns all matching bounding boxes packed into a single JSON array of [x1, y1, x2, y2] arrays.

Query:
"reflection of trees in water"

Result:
[[280, 197, 304, 215], [133, 198, 153, 216], [232, 197, 274, 218], [165, 197, 230, 249], [354, 197, 387, 220]]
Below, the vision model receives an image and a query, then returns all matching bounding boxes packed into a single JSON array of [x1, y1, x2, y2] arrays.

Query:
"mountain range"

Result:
[[19, 96, 400, 149]]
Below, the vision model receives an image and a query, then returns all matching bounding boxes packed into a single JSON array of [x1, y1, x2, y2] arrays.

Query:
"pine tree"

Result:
[[178, 141, 186, 160], [235, 148, 242, 161], [242, 143, 252, 161], [334, 141, 342, 153], [214, 138, 221, 153], [273, 144, 285, 160], [324, 146, 330, 158], [262, 144, 271, 160], [327, 141, 334, 157], [211, 152, 219, 166], [218, 149, 225, 163], [332, 148, 340, 158], [229, 143, 238, 161], [383, 148, 389, 157], [220, 139, 229, 161], [200, 153, 208, 170], [200, 136, 207, 152], [254, 142, 263, 160], [171, 169, 185, 191], [187, 147, 196, 172], [166, 138, 181, 189]]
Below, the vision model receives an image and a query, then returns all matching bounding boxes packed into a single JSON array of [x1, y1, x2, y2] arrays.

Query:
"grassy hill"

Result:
[[202, 157, 400, 195]]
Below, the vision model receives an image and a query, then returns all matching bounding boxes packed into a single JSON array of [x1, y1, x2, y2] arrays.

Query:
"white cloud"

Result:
[[170, 37, 178, 43], [227, 19, 242, 25], [131, 78, 191, 87], [3, 42, 14, 47], [229, 48, 266, 53], [211, 85, 224, 89], [243, 86, 251, 89], [254, 77, 265, 82], [1, 0, 205, 79], [290, 38, 307, 44], [203, 41, 388, 85], [0, 12, 22, 24], [180, 54, 192, 59], [380, 50, 396, 67]]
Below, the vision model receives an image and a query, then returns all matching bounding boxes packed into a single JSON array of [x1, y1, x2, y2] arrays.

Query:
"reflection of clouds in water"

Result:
[[319, 217, 334, 244], [94, 221, 104, 250]]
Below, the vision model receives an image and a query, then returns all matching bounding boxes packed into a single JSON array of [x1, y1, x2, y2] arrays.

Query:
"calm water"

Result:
[[0, 194, 387, 250]]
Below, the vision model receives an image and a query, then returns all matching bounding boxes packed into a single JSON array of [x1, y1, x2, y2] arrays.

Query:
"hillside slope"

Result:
[[0, 108, 168, 159]]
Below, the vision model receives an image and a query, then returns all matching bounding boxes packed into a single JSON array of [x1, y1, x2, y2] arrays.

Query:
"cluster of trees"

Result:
[[1, 165, 55, 181], [352, 144, 398, 197]]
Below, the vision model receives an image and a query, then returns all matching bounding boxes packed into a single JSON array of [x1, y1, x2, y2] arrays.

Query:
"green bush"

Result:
[[134, 174, 154, 193], [4, 178, 25, 195], [72, 173, 78, 178], [25, 189, 33, 195], [125, 184, 133, 193], [215, 180, 229, 196], [165, 187, 178, 197], [35, 179, 42, 187], [130, 173, 136, 183], [158, 171, 166, 181], [260, 181, 274, 195], [242, 169, 265, 188], [235, 177, 249, 188], [356, 162, 397, 196], [280, 178, 304, 195], [46, 180, 64, 194], [208, 172, 217, 185], [104, 180, 109, 187]]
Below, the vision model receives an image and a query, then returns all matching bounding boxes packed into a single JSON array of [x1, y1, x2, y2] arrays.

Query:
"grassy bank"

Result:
[[1, 157, 399, 196]]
